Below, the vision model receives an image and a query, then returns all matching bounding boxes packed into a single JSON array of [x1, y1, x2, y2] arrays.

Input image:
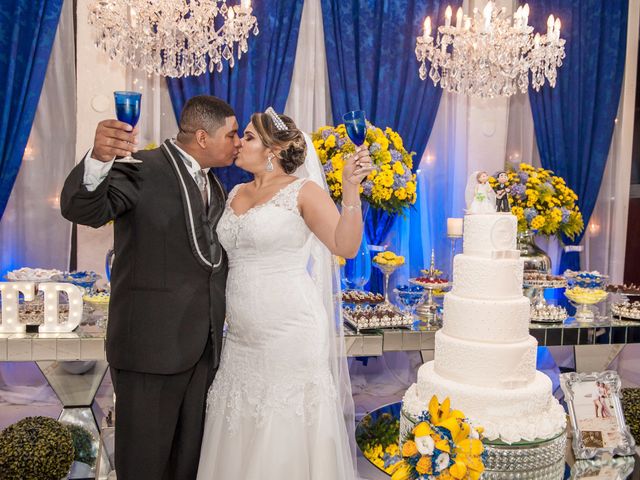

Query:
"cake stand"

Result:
[[400, 406, 567, 474], [524, 278, 568, 323], [409, 278, 451, 327]]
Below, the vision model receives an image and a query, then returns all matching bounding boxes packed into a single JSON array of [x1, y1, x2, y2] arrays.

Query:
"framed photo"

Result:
[[561, 371, 636, 459]]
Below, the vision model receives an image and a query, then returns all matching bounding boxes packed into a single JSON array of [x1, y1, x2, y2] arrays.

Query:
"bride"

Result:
[[196, 108, 373, 479]]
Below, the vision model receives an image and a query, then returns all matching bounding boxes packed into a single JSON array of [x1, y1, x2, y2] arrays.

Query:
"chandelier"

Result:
[[415, 2, 565, 98], [88, 0, 259, 78]]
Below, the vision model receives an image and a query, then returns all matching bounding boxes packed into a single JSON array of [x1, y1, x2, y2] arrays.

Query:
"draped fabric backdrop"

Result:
[[321, 0, 461, 292], [166, 0, 305, 191], [0, 0, 64, 220], [0, 0, 74, 278], [527, 0, 628, 273], [0, 0, 75, 405]]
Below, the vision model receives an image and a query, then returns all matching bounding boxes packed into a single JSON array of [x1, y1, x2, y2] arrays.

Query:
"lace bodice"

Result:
[[216, 178, 311, 268]]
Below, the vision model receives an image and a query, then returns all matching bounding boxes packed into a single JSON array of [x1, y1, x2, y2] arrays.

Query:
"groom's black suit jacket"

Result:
[[61, 140, 227, 375]]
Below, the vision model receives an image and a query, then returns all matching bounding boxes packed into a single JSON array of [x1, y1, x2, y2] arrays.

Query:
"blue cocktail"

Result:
[[342, 110, 367, 146], [114, 91, 142, 163]]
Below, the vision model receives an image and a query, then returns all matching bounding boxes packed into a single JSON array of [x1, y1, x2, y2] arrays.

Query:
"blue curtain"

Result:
[[0, 0, 64, 219], [321, 0, 459, 292], [166, 0, 305, 190], [527, 0, 628, 272]]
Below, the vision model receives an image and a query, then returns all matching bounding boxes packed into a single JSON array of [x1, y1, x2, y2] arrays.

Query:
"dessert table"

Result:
[[344, 316, 640, 357]]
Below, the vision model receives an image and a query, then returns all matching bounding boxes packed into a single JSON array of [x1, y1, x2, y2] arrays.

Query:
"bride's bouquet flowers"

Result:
[[489, 163, 583, 239], [373, 251, 405, 267], [312, 123, 417, 214], [392, 396, 486, 480]]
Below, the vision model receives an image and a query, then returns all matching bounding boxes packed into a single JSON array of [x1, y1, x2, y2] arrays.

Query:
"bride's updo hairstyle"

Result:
[[251, 111, 307, 174]]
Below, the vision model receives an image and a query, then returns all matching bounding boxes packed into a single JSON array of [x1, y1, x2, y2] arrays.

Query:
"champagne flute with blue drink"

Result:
[[114, 91, 142, 163], [342, 110, 367, 146]]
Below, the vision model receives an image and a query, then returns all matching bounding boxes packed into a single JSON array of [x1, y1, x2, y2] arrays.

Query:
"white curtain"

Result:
[[0, 0, 76, 275], [284, 0, 332, 132], [0, 0, 75, 406], [127, 69, 178, 147]]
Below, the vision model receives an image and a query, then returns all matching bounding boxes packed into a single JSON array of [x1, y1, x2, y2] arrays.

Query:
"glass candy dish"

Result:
[[393, 284, 425, 315], [564, 270, 608, 289], [565, 287, 608, 323]]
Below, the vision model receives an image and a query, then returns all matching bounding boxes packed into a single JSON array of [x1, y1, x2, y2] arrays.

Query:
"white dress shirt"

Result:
[[82, 141, 210, 204]]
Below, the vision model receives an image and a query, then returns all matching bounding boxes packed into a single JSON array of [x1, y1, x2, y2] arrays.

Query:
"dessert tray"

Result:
[[611, 301, 640, 321], [18, 303, 71, 326], [341, 290, 384, 305], [343, 303, 413, 332], [523, 272, 567, 289], [530, 304, 568, 323], [607, 283, 640, 296], [4, 267, 63, 282]]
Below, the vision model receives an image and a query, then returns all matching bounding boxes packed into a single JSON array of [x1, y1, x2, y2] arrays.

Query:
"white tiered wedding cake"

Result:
[[402, 213, 566, 444]]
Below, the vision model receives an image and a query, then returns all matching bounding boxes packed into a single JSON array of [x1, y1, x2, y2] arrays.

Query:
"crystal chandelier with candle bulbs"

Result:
[[415, 2, 565, 98], [88, 0, 259, 78]]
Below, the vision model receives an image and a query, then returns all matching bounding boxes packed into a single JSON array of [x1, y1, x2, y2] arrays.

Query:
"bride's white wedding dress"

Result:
[[196, 178, 355, 480]]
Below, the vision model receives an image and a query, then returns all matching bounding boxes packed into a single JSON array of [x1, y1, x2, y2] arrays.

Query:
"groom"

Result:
[[61, 96, 240, 480]]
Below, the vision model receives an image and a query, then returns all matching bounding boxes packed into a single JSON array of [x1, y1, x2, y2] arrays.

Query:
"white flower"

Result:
[[435, 452, 450, 472], [415, 435, 435, 456], [470, 428, 480, 440]]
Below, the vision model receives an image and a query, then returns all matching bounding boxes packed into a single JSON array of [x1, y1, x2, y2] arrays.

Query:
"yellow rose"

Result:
[[402, 440, 418, 457], [406, 181, 416, 194], [416, 456, 433, 475]]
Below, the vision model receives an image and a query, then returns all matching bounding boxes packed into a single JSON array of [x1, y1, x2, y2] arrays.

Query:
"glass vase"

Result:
[[343, 203, 372, 291], [517, 230, 552, 273]]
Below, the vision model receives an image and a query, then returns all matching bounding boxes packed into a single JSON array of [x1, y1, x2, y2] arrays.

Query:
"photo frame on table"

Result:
[[561, 371, 636, 459]]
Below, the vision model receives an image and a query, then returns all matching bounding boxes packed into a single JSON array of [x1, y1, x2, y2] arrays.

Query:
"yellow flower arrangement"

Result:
[[489, 163, 583, 240], [373, 251, 405, 267], [392, 396, 486, 480], [312, 124, 417, 214]]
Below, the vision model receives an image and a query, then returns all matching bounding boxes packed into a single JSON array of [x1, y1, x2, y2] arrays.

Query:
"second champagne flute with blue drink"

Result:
[[114, 91, 142, 163], [342, 110, 367, 146]]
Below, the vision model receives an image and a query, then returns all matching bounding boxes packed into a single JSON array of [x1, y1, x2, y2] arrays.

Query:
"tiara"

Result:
[[265, 107, 288, 131]]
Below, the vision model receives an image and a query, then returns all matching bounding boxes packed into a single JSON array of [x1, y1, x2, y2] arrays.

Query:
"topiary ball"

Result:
[[65, 423, 97, 467], [0, 416, 74, 480]]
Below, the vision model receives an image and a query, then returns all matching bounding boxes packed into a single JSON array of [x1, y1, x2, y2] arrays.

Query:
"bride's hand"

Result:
[[343, 146, 375, 186]]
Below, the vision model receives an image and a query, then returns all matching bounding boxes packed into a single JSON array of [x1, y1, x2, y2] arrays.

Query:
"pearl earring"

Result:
[[266, 154, 274, 172]]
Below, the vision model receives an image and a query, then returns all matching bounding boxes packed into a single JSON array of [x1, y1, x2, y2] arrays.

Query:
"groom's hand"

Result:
[[93, 120, 140, 162]]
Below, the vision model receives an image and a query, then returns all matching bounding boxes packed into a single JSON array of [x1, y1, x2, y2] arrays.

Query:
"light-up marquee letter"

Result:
[[0, 282, 84, 333], [0, 282, 35, 333]]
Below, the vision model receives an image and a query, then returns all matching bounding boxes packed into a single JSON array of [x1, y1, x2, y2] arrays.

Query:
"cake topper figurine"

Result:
[[465, 171, 496, 214], [495, 171, 511, 213]]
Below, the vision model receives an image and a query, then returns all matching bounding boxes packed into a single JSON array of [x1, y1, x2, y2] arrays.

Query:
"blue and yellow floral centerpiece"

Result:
[[392, 396, 486, 480], [489, 163, 583, 239], [312, 123, 417, 214]]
